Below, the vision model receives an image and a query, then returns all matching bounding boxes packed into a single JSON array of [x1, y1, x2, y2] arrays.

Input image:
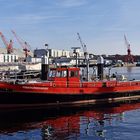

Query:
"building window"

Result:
[[14, 56, 16, 62], [11, 56, 13, 62], [57, 51, 59, 57], [7, 56, 9, 62], [53, 51, 55, 57], [4, 56, 5, 62]]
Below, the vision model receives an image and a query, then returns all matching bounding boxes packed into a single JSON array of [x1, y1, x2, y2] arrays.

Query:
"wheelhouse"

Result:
[[48, 67, 80, 82]]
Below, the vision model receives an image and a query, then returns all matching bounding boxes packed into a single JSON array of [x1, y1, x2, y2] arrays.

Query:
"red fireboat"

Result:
[[0, 52, 139, 109]]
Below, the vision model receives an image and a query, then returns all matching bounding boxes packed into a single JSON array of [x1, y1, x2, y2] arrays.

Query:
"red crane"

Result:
[[11, 30, 30, 58], [124, 34, 134, 63], [0, 32, 13, 54]]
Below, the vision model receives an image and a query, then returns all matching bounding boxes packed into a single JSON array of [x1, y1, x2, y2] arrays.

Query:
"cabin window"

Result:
[[56, 70, 67, 77], [70, 71, 78, 77], [49, 70, 56, 77]]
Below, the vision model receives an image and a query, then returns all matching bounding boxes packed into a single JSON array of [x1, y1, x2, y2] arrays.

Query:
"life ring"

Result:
[[53, 83, 56, 87]]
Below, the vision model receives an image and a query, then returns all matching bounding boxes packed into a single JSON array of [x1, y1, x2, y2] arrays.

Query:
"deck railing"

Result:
[[48, 80, 140, 88]]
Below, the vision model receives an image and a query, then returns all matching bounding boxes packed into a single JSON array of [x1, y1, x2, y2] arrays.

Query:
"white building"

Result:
[[26, 56, 42, 63], [54, 57, 76, 66], [48, 49, 71, 58], [34, 48, 85, 58], [0, 54, 18, 63], [49, 49, 84, 58]]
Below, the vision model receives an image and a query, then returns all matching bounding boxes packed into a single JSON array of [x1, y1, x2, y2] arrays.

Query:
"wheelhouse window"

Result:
[[69, 71, 79, 77], [49, 70, 56, 77], [49, 69, 67, 78], [56, 70, 67, 77]]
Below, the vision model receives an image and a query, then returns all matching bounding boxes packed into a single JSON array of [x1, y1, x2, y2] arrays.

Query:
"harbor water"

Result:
[[0, 67, 140, 140]]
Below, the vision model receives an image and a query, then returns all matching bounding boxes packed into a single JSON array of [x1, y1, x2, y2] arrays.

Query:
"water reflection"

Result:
[[0, 100, 140, 139]]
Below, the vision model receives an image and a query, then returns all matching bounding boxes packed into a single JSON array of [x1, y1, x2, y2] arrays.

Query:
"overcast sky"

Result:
[[0, 0, 140, 55]]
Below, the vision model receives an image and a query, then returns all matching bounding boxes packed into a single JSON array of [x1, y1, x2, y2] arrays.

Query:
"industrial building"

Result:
[[0, 47, 33, 62], [48, 49, 71, 58], [34, 48, 84, 58], [34, 49, 49, 58]]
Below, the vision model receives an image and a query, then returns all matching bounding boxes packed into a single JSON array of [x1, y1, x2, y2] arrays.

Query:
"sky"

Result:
[[0, 0, 140, 55]]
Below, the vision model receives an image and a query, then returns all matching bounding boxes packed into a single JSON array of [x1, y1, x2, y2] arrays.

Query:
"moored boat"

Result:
[[0, 65, 140, 109]]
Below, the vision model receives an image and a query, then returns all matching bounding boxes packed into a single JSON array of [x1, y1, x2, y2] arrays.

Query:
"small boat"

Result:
[[0, 65, 140, 109]]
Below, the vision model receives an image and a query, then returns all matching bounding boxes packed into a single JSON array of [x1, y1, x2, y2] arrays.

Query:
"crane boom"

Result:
[[0, 32, 13, 54], [0, 32, 8, 47], [124, 34, 134, 63], [11, 30, 30, 58], [124, 34, 130, 49], [11, 30, 24, 48], [77, 32, 87, 54]]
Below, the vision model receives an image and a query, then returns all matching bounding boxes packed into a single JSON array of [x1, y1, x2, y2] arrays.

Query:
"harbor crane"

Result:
[[77, 32, 88, 59], [124, 34, 134, 63], [11, 30, 30, 59], [0, 32, 13, 54]]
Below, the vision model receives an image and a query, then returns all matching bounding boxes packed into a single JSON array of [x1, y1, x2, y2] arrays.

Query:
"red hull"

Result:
[[0, 77, 140, 109], [1, 80, 140, 95]]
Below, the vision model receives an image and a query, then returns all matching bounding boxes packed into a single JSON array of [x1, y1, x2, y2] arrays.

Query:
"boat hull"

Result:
[[0, 80, 140, 109], [0, 90, 140, 109]]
